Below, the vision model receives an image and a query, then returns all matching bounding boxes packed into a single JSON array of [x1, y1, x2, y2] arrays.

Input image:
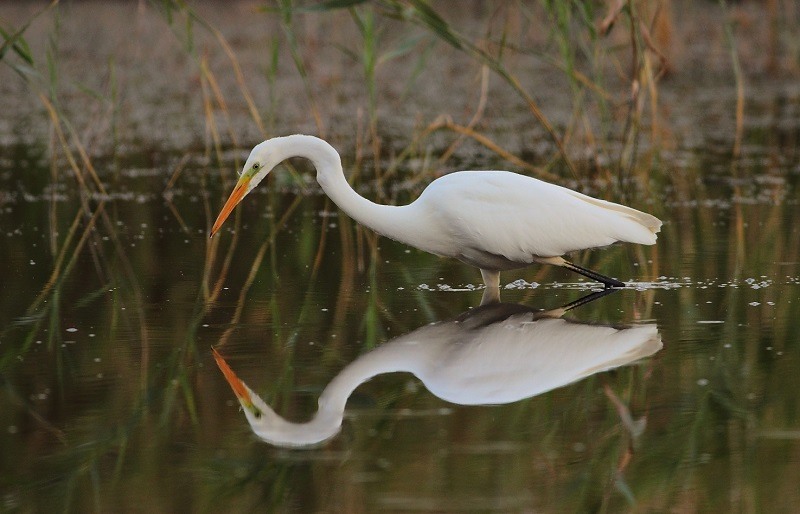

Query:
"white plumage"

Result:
[[418, 170, 660, 267], [211, 135, 662, 296], [213, 299, 662, 447]]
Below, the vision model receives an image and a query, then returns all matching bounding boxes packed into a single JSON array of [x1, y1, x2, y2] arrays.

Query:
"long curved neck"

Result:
[[280, 135, 426, 248], [253, 337, 424, 447], [317, 339, 423, 412]]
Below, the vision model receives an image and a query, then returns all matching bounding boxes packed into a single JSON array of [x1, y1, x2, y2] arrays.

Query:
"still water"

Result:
[[1, 150, 798, 511], [2, 2, 800, 511]]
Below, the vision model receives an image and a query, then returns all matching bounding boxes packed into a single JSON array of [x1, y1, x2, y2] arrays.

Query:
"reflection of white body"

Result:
[[211, 135, 662, 293], [214, 303, 662, 448]]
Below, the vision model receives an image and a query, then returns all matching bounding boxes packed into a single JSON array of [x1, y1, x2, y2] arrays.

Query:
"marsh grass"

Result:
[[1, 1, 776, 188], [2, 0, 800, 511]]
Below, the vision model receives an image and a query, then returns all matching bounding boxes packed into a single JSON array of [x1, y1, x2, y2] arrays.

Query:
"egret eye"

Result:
[[252, 162, 261, 170]]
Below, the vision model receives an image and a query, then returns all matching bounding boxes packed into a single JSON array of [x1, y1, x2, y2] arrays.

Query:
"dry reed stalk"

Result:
[[206, 22, 266, 136], [332, 217, 357, 329], [207, 195, 303, 308], [504, 71, 577, 178], [560, 89, 590, 171], [642, 51, 661, 149], [200, 62, 224, 169], [276, 0, 327, 138], [370, 122, 384, 198], [436, 65, 490, 166], [310, 198, 332, 281], [164, 154, 191, 194], [48, 129, 59, 255], [213, 195, 304, 347], [352, 107, 366, 184], [41, 95, 107, 195], [165, 198, 190, 234], [5, 387, 67, 444], [720, 0, 745, 158], [638, 19, 669, 80], [214, 240, 270, 348], [355, 222, 366, 274], [422, 116, 557, 181], [205, 225, 239, 304], [200, 55, 239, 151], [27, 204, 103, 314], [40, 94, 91, 195], [766, 0, 778, 73]]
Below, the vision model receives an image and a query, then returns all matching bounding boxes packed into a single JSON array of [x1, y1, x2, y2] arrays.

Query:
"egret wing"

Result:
[[419, 171, 658, 265], [418, 315, 661, 405]]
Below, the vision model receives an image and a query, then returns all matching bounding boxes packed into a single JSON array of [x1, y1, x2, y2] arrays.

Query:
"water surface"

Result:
[[2, 159, 799, 511]]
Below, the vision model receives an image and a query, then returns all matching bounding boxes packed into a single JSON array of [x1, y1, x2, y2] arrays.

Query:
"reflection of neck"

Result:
[[255, 340, 421, 447], [255, 403, 343, 448], [320, 340, 423, 411], [249, 312, 661, 447]]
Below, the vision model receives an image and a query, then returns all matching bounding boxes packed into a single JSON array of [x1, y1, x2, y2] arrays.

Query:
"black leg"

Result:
[[563, 261, 625, 288], [559, 288, 618, 312]]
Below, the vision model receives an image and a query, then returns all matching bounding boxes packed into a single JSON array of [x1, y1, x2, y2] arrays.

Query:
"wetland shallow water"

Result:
[[2, 162, 799, 511], [2, 1, 800, 512]]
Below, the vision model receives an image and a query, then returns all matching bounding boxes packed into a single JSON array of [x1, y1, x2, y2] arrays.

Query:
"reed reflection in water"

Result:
[[214, 290, 662, 448]]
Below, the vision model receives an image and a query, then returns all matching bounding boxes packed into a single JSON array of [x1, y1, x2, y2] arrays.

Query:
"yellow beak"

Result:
[[212, 347, 253, 409], [210, 175, 251, 237]]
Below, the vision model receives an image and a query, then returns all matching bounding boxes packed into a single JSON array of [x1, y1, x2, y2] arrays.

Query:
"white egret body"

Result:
[[211, 135, 662, 292], [213, 296, 662, 447]]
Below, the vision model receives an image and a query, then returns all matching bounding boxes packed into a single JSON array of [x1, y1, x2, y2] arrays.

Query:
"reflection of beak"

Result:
[[212, 347, 253, 409], [210, 175, 251, 237]]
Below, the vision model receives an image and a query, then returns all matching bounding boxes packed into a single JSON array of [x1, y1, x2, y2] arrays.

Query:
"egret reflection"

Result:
[[214, 291, 661, 448]]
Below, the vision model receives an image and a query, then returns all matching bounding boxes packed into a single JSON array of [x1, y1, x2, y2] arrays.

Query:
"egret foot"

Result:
[[537, 288, 619, 318], [480, 269, 501, 305], [560, 288, 618, 311]]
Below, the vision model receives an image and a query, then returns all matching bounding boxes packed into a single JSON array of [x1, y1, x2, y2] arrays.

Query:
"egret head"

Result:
[[212, 347, 272, 430], [212, 346, 343, 447], [210, 141, 277, 237]]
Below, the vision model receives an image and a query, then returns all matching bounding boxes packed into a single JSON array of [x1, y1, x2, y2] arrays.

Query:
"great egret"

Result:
[[213, 291, 662, 447], [211, 135, 662, 294]]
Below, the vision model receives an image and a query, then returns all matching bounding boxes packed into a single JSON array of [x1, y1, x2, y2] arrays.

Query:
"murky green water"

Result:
[[2, 148, 799, 511], [3, 2, 800, 512]]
